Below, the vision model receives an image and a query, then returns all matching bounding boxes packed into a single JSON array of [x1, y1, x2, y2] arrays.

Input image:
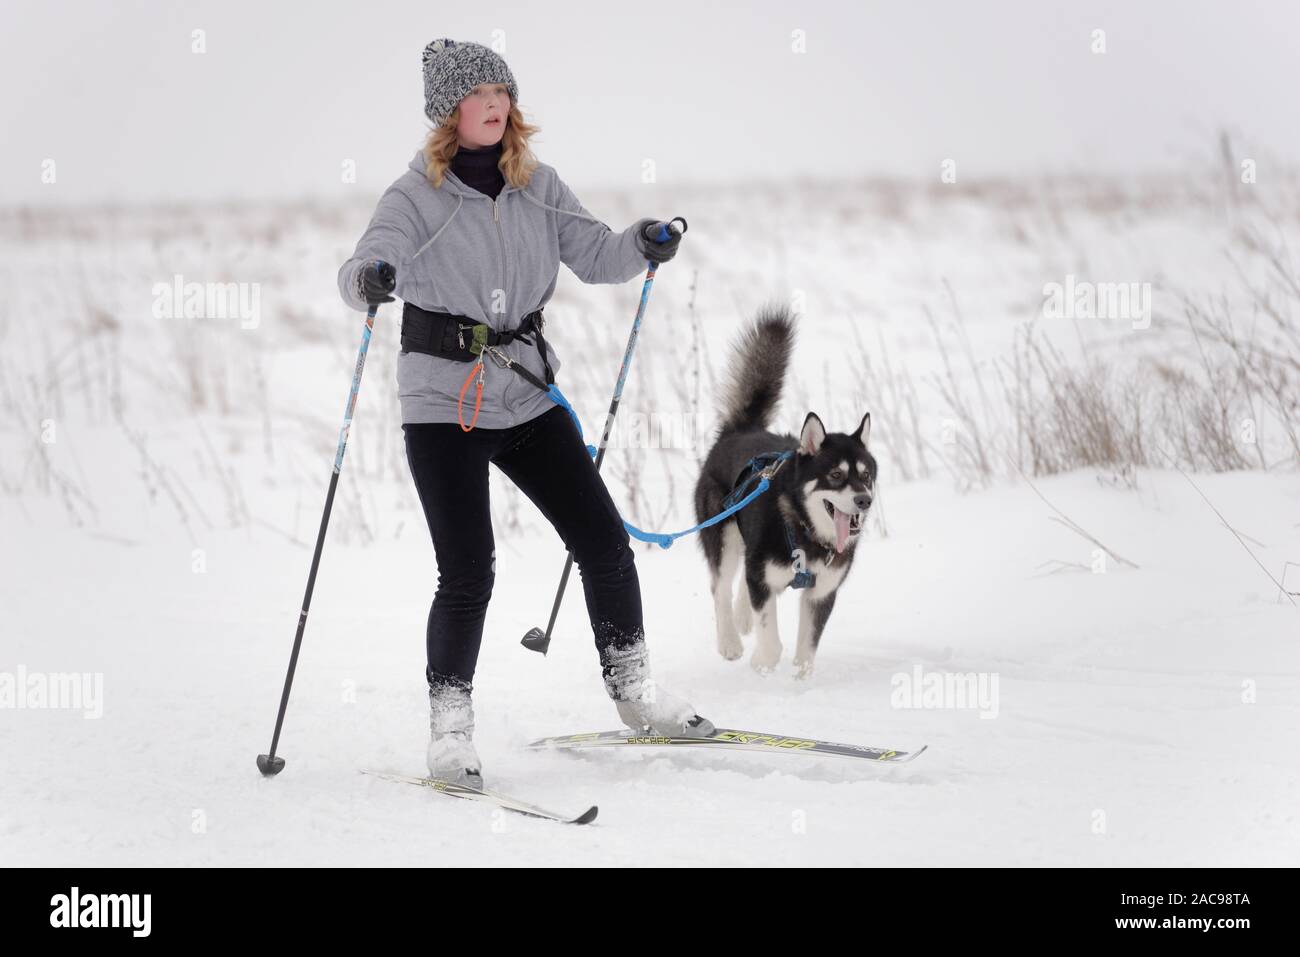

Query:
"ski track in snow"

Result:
[[3, 468, 1297, 866]]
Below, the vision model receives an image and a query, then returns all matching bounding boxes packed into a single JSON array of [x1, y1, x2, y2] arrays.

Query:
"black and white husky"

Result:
[[693, 306, 876, 678]]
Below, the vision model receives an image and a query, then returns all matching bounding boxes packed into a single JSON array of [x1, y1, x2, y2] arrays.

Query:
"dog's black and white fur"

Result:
[[694, 306, 876, 678]]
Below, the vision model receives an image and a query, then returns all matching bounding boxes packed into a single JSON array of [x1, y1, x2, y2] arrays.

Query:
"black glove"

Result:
[[358, 260, 397, 304], [634, 219, 685, 265]]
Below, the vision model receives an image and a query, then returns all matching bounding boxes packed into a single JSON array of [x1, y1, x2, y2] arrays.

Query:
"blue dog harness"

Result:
[[725, 452, 816, 590]]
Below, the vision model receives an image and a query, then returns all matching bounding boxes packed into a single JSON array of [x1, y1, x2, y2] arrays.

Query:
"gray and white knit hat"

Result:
[[421, 38, 518, 126]]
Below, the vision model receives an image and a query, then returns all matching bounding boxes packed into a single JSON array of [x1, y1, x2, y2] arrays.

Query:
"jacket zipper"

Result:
[[492, 197, 508, 300], [492, 196, 514, 414]]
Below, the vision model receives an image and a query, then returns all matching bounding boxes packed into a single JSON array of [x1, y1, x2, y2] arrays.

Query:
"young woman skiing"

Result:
[[337, 38, 713, 787]]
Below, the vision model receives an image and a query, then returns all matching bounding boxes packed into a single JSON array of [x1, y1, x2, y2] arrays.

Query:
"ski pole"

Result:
[[521, 218, 687, 655], [258, 296, 382, 776]]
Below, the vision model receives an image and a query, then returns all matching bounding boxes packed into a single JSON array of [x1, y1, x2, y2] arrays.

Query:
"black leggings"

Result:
[[403, 403, 643, 689]]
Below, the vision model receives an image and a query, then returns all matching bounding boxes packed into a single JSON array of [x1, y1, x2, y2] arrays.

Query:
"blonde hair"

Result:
[[423, 102, 542, 190]]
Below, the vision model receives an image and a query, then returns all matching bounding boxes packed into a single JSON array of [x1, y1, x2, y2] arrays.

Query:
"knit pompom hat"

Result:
[[421, 38, 519, 126]]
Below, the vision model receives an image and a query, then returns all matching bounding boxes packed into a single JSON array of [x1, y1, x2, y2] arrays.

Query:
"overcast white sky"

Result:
[[2, 0, 1297, 204]]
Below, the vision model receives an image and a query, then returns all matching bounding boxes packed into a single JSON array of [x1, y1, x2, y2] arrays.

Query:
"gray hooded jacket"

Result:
[[338, 148, 654, 428]]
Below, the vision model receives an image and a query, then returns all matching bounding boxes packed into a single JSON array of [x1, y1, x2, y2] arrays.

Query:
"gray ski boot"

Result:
[[426, 673, 483, 789], [602, 640, 715, 737]]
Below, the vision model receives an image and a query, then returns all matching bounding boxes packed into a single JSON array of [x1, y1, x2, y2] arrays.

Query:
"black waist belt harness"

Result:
[[400, 302, 555, 394]]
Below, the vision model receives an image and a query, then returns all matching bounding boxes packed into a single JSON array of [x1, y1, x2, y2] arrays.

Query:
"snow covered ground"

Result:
[[2, 173, 1298, 865]]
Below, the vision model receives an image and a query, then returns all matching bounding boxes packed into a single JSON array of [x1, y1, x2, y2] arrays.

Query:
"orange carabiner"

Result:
[[458, 359, 486, 432]]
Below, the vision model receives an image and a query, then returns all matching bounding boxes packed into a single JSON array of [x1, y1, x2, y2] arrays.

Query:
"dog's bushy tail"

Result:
[[717, 303, 797, 434]]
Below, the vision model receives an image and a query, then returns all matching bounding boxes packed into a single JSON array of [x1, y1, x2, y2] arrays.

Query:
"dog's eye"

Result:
[[829, 469, 843, 481]]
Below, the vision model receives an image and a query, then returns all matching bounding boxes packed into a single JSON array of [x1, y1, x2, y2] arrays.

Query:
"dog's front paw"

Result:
[[717, 631, 743, 660], [750, 643, 781, 674], [793, 656, 815, 680]]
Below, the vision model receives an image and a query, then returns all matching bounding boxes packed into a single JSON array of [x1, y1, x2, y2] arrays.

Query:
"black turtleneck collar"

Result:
[[450, 140, 506, 199]]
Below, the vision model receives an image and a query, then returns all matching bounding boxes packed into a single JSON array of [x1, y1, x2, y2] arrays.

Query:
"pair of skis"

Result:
[[362, 727, 927, 825]]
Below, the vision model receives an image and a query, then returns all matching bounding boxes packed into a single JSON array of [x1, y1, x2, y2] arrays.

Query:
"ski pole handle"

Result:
[[649, 216, 688, 243]]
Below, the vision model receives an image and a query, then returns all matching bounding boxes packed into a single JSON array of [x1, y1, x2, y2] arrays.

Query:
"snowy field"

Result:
[[2, 170, 1298, 866]]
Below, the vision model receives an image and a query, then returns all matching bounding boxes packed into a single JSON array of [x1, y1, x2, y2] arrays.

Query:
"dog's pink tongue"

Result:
[[833, 507, 851, 553]]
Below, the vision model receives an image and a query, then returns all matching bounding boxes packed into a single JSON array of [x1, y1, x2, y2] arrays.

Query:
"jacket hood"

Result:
[[408, 147, 512, 200], [406, 148, 613, 230]]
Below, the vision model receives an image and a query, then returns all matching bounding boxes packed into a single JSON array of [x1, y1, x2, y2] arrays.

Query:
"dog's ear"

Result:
[[852, 412, 871, 445], [799, 412, 826, 456]]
